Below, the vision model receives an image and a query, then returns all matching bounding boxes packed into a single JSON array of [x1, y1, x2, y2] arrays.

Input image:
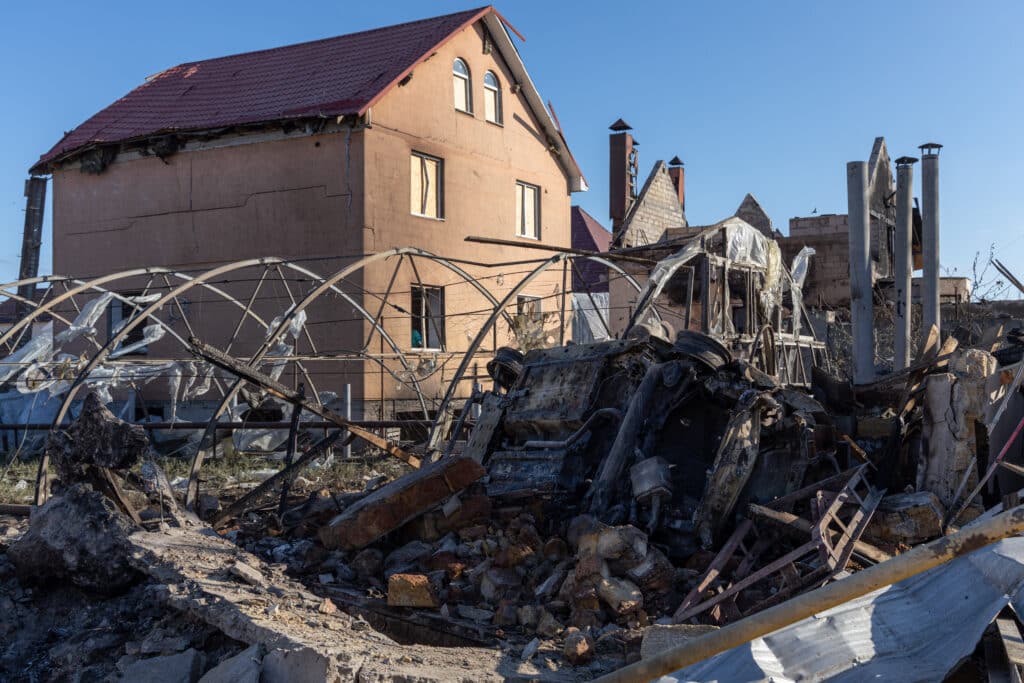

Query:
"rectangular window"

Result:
[[410, 153, 443, 219], [516, 294, 542, 322], [411, 285, 445, 350], [515, 181, 540, 239], [108, 293, 148, 356]]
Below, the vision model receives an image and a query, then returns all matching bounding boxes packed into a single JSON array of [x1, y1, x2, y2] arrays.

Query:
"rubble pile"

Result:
[[4, 320, 1024, 680]]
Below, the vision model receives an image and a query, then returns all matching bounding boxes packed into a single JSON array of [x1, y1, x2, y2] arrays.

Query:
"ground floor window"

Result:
[[411, 285, 445, 350]]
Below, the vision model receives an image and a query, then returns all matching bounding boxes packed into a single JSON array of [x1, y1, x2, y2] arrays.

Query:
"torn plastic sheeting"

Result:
[[0, 389, 63, 454], [788, 247, 815, 337], [73, 361, 179, 406], [166, 364, 183, 423], [109, 323, 165, 359], [180, 361, 214, 400], [571, 293, 611, 343], [0, 322, 53, 384], [789, 247, 815, 291], [54, 293, 114, 345], [628, 239, 704, 331], [665, 537, 1024, 683], [267, 308, 308, 342]]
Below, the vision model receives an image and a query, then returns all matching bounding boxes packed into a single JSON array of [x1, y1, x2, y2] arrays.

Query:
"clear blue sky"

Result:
[[2, 1, 1022, 293]]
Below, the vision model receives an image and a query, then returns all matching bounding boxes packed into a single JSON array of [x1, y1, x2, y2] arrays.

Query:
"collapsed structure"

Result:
[[2, 9, 1024, 675]]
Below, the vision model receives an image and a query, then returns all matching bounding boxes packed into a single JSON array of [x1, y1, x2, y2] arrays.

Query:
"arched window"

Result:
[[453, 58, 471, 113], [483, 71, 502, 124]]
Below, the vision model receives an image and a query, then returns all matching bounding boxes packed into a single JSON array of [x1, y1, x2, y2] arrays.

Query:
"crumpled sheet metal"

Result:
[[663, 537, 1024, 683]]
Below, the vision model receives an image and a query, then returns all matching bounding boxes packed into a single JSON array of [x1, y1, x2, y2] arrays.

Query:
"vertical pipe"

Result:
[[920, 143, 942, 334], [894, 157, 917, 370], [847, 161, 874, 384], [343, 383, 352, 459], [17, 177, 47, 321]]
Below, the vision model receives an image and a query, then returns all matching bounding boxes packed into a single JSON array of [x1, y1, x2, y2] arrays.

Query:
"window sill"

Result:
[[455, 108, 475, 117], [514, 233, 541, 241], [486, 119, 504, 128], [411, 213, 446, 221]]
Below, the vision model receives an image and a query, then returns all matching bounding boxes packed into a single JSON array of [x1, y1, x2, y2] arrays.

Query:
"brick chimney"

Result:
[[668, 156, 685, 212], [609, 118, 638, 231]]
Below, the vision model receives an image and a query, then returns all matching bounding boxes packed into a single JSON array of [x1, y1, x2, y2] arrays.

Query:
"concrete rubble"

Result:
[[3, 241, 1024, 682]]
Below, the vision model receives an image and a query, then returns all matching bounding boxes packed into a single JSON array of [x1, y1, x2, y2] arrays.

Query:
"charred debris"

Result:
[[4, 221, 1024, 680]]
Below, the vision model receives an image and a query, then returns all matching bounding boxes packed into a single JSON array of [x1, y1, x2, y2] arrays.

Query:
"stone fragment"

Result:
[[140, 628, 191, 655], [118, 648, 204, 683], [480, 567, 521, 602], [536, 609, 564, 638], [455, 604, 494, 622], [47, 393, 149, 481], [197, 494, 221, 520], [521, 637, 541, 661], [567, 515, 603, 549], [536, 566, 567, 600], [597, 525, 648, 573], [229, 561, 266, 588], [597, 577, 643, 615], [640, 624, 719, 660], [317, 598, 337, 614], [494, 543, 534, 568], [570, 608, 605, 630], [350, 548, 383, 580], [543, 537, 568, 561], [8, 483, 140, 594], [198, 644, 262, 683], [384, 540, 432, 571], [518, 604, 540, 628], [493, 600, 518, 626], [627, 546, 675, 593], [387, 573, 439, 608], [563, 628, 594, 664], [865, 491, 945, 545]]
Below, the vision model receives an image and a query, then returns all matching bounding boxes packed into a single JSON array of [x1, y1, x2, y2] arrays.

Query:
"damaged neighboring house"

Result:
[[28, 6, 587, 418], [595, 122, 825, 383], [570, 206, 613, 343]]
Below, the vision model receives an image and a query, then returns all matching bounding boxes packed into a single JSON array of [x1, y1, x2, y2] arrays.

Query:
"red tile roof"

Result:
[[571, 206, 611, 292], [33, 7, 490, 172]]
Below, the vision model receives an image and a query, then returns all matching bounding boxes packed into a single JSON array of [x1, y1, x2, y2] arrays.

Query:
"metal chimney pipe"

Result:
[[920, 143, 942, 334], [894, 157, 918, 370], [847, 161, 874, 384]]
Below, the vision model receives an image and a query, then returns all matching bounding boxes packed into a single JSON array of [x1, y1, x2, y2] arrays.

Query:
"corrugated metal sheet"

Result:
[[664, 537, 1024, 682]]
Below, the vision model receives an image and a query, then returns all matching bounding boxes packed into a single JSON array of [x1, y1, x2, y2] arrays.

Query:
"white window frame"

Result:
[[515, 181, 541, 240], [516, 294, 542, 322], [411, 284, 445, 351], [453, 58, 472, 113], [410, 152, 444, 219], [483, 71, 502, 124]]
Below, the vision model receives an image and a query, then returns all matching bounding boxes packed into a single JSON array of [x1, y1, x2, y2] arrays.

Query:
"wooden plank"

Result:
[[213, 430, 350, 529], [672, 519, 753, 622], [748, 503, 890, 564]]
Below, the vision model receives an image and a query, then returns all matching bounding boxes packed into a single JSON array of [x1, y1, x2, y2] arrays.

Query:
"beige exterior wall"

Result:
[[359, 22, 572, 409], [46, 19, 576, 416]]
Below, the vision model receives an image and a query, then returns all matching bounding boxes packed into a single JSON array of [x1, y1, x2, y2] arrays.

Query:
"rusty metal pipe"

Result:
[[594, 503, 1024, 683]]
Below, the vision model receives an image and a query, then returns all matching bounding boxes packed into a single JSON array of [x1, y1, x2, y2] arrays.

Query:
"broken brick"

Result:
[[387, 573, 439, 608]]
